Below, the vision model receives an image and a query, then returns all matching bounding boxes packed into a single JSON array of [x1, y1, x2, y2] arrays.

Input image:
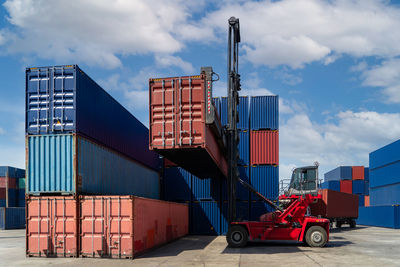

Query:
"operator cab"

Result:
[[286, 165, 319, 196]]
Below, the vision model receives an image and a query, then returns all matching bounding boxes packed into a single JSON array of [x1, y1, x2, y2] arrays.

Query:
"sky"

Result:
[[1, 0, 400, 183]]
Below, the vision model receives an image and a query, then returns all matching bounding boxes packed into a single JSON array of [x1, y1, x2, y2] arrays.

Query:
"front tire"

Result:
[[305, 226, 328, 247], [226, 225, 248, 248]]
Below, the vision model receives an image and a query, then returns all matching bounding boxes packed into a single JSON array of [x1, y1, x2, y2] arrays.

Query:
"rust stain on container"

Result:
[[310, 189, 358, 219], [149, 74, 227, 178], [26, 196, 79, 257], [250, 130, 279, 165], [79, 196, 188, 259]]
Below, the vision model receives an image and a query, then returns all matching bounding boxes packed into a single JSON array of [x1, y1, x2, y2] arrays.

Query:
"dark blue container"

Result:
[[0, 200, 5, 207], [17, 189, 25, 207], [369, 161, 400, 188], [370, 183, 400, 206], [190, 201, 221, 235], [238, 96, 249, 130], [250, 166, 279, 201], [221, 166, 250, 201], [26, 65, 160, 171], [364, 181, 369, 195], [250, 201, 274, 221], [250, 95, 279, 130], [163, 167, 192, 201], [7, 189, 17, 207], [192, 175, 221, 201], [358, 195, 365, 206], [238, 130, 249, 166], [357, 205, 400, 229], [220, 201, 249, 235], [213, 97, 221, 119], [0, 166, 25, 178], [321, 181, 340, 191], [369, 139, 400, 170], [324, 166, 352, 181], [220, 97, 228, 126], [364, 167, 369, 181], [352, 180, 365, 195], [0, 207, 25, 229]]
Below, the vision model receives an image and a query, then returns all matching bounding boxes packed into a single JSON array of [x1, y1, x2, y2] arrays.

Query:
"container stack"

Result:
[[25, 65, 188, 258], [358, 139, 400, 229], [0, 166, 26, 229]]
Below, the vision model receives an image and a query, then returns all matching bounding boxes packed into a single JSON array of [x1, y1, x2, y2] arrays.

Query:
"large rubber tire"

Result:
[[226, 225, 248, 248], [350, 219, 356, 228], [305, 226, 328, 247]]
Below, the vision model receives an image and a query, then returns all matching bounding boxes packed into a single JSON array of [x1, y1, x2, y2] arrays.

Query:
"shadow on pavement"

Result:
[[330, 226, 368, 233]]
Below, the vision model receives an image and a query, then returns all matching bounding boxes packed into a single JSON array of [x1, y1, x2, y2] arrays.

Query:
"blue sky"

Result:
[[1, 0, 400, 181]]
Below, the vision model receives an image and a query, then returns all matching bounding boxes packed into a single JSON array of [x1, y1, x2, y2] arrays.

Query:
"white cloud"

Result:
[[155, 55, 195, 73], [200, 0, 400, 68], [0, 127, 5, 135], [280, 109, 400, 180]]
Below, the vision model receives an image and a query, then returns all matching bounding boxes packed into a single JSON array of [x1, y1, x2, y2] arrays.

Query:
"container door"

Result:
[[26, 66, 76, 134]]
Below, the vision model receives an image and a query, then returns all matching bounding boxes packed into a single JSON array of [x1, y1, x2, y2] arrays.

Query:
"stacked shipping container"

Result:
[[25, 65, 188, 259]]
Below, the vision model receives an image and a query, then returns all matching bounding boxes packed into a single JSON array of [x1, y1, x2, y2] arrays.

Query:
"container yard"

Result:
[[1, 4, 400, 266]]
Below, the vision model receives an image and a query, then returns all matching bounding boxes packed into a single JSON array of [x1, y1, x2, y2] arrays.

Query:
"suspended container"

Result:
[[27, 134, 159, 198], [26, 196, 79, 257], [26, 65, 160, 171], [250, 130, 279, 165], [250, 95, 279, 130], [79, 196, 188, 259], [149, 67, 228, 178]]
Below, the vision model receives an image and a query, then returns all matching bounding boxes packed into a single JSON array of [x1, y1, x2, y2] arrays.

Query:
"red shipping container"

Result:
[[80, 196, 188, 259], [365, 195, 370, 207], [26, 196, 79, 257], [352, 166, 364, 180], [0, 177, 17, 189], [250, 130, 279, 165], [0, 188, 5, 199], [149, 73, 228, 178], [310, 189, 358, 219], [340, 180, 352, 194], [164, 158, 177, 168]]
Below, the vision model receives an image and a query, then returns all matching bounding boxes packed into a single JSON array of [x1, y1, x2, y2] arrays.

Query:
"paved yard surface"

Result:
[[1, 226, 399, 266]]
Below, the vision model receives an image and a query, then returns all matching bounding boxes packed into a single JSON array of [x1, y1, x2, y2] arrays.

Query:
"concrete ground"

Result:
[[1, 226, 399, 267]]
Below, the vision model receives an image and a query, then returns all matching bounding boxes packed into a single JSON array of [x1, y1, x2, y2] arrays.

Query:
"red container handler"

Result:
[[26, 196, 79, 257], [250, 130, 279, 165], [310, 189, 358, 219], [340, 180, 352, 194], [79, 196, 188, 259], [352, 166, 364, 180], [149, 70, 228, 178]]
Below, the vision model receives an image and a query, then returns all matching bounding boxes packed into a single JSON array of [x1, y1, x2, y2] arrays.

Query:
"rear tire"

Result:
[[226, 225, 248, 248], [349, 219, 356, 228], [305, 226, 328, 247]]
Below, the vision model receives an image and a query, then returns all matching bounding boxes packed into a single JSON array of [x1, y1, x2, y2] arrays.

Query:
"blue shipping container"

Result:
[[220, 97, 228, 127], [192, 175, 221, 201], [163, 167, 191, 201], [369, 139, 400, 170], [238, 130, 249, 165], [364, 167, 369, 181], [27, 134, 159, 198], [358, 195, 365, 206], [369, 161, 400, 188], [250, 201, 274, 221], [190, 201, 222, 235], [321, 181, 340, 191], [221, 166, 250, 201], [17, 189, 25, 207], [370, 183, 400, 206], [238, 96, 249, 130], [220, 201, 249, 235], [0, 207, 25, 229], [250, 95, 279, 130], [250, 166, 279, 201], [324, 166, 352, 181], [357, 205, 400, 229], [0, 200, 5, 207], [0, 166, 25, 178], [213, 97, 221, 120], [26, 65, 160, 171], [352, 180, 365, 195], [365, 181, 370, 195]]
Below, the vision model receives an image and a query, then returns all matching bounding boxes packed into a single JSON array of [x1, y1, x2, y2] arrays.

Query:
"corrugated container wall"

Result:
[[0, 166, 25, 178], [364, 167, 369, 181], [370, 184, 400, 206], [190, 201, 221, 235], [250, 130, 279, 165], [324, 166, 352, 181], [352, 166, 364, 180], [238, 96, 249, 130], [192, 176, 222, 201], [27, 134, 159, 198], [369, 161, 400, 188], [321, 181, 340, 191], [250, 166, 279, 200], [340, 180, 352, 194], [213, 97, 221, 120], [80, 196, 188, 259], [357, 205, 400, 229], [163, 167, 191, 202], [369, 139, 400, 170], [250, 96, 279, 130], [310, 189, 358, 219], [0, 207, 25, 229], [26, 196, 79, 257], [220, 97, 228, 126], [352, 180, 365, 195], [26, 65, 160, 171], [238, 130, 249, 165]]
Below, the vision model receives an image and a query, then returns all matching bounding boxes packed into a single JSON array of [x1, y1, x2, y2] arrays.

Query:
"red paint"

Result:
[[149, 75, 227, 178], [80, 196, 188, 259], [250, 130, 279, 165], [0, 188, 5, 199], [352, 166, 364, 180], [0, 177, 17, 189], [309, 189, 358, 219], [365, 195, 370, 207], [164, 158, 177, 167], [26, 196, 79, 257], [340, 180, 353, 194]]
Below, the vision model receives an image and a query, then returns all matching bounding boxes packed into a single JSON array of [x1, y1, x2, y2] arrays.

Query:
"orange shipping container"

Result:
[[26, 196, 79, 257], [365, 195, 370, 207], [80, 196, 188, 259], [250, 130, 279, 165], [352, 166, 365, 180]]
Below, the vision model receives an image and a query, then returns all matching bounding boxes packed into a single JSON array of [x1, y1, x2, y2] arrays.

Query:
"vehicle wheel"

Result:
[[349, 220, 356, 228], [226, 225, 248, 248], [305, 226, 328, 247], [336, 221, 342, 228]]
